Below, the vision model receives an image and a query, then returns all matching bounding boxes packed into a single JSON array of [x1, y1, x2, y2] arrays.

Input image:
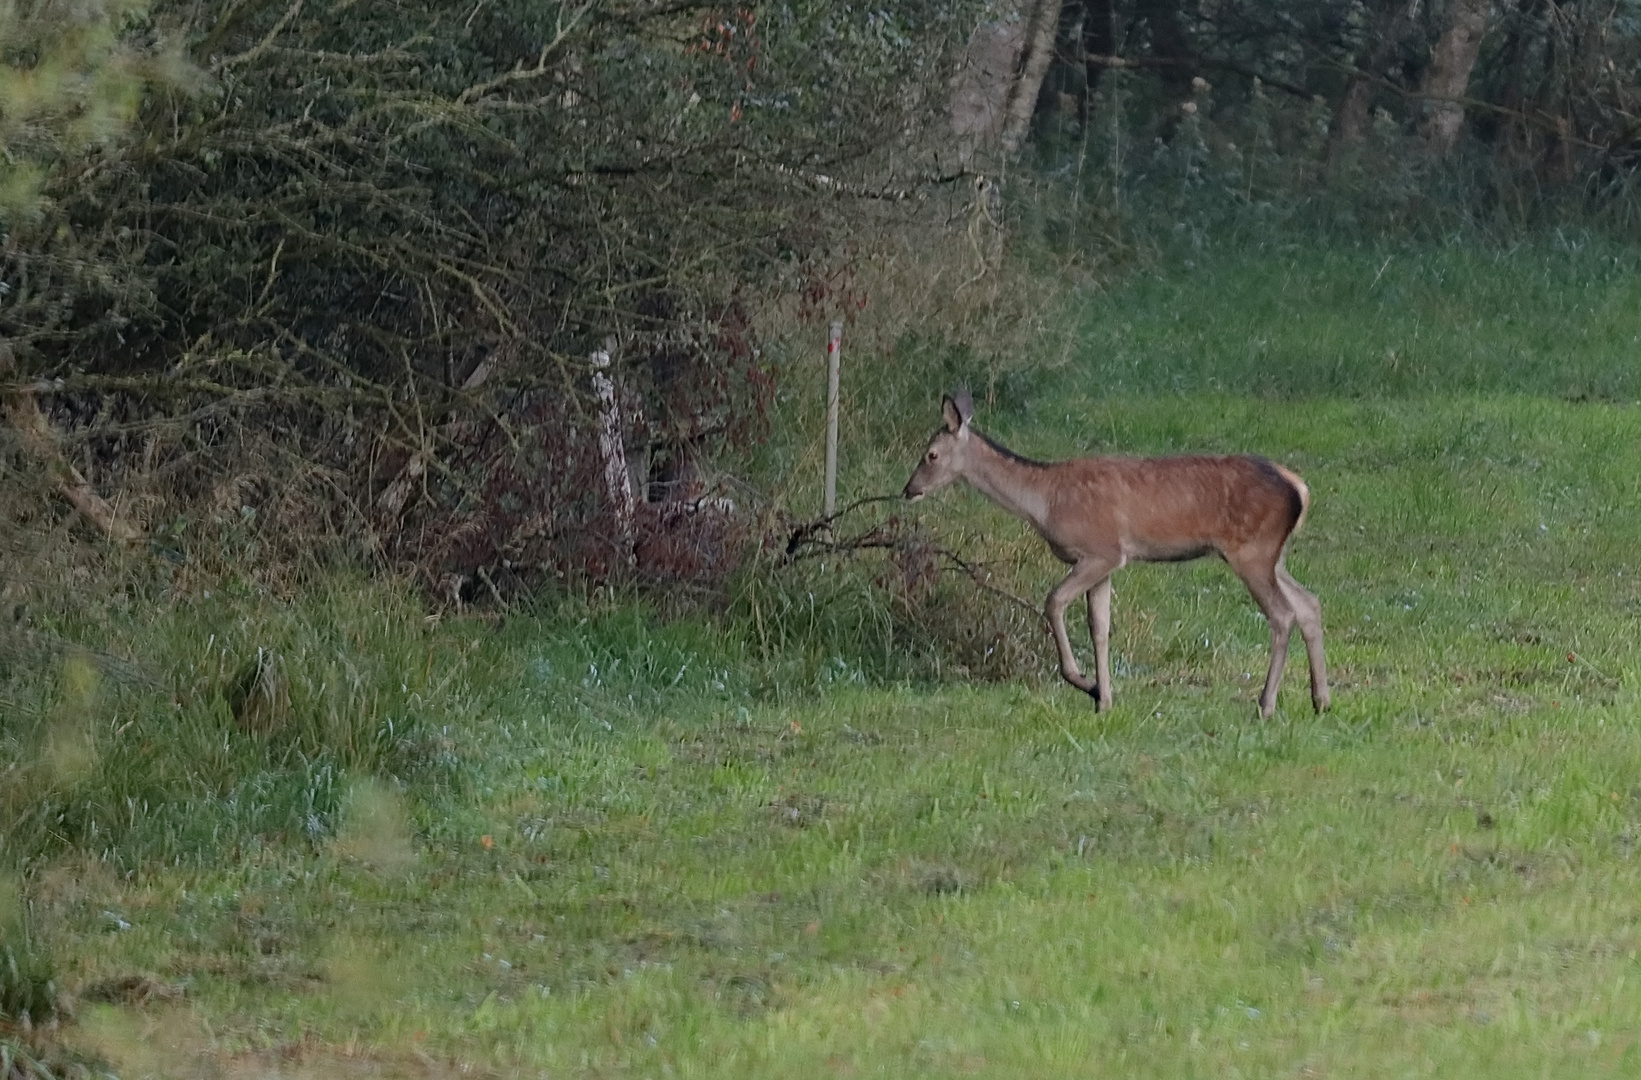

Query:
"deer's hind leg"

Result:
[[1277, 563, 1330, 712], [1225, 548, 1298, 719]]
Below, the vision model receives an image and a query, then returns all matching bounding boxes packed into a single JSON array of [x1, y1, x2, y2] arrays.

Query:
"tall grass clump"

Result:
[[0, 877, 108, 1080], [0, 578, 469, 870], [0, 878, 56, 1030]]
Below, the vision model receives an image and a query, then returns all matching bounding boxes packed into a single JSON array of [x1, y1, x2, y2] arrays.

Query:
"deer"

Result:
[[903, 392, 1329, 718]]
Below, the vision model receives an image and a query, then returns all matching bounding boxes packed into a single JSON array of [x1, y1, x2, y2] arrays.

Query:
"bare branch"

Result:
[[1, 345, 142, 543], [213, 0, 305, 73], [455, 1, 595, 106]]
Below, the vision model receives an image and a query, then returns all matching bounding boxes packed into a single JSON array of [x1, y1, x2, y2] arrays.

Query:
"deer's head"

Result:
[[903, 391, 974, 501]]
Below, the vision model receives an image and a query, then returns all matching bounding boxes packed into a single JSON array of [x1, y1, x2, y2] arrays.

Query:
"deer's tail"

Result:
[[1270, 462, 1310, 538]]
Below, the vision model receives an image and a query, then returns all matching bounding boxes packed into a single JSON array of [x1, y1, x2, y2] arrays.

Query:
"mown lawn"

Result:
[[11, 239, 1641, 1078]]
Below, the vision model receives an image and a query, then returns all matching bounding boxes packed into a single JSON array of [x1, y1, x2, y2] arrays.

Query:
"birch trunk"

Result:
[[592, 346, 635, 574]]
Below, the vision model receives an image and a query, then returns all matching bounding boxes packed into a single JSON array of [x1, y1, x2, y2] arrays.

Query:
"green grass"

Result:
[[1068, 235, 1641, 399], [10, 239, 1641, 1077]]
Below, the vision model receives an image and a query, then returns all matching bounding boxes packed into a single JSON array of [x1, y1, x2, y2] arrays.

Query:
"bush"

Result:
[[0, 580, 468, 869]]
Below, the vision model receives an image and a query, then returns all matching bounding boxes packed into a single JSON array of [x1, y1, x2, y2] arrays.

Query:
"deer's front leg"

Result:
[[1085, 576, 1114, 711], [1046, 559, 1118, 708]]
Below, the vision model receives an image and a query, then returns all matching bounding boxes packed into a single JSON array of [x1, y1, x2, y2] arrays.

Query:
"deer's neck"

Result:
[[961, 433, 1054, 531]]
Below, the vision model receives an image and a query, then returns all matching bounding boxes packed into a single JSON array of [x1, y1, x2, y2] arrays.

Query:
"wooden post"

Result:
[[591, 344, 635, 573], [824, 320, 842, 519]]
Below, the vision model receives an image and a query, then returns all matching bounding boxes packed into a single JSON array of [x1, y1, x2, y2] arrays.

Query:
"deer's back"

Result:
[[1040, 454, 1304, 564]]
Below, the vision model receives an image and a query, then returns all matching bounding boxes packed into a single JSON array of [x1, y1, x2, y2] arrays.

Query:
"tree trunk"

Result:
[[1134, 0, 1195, 102], [1082, 0, 1117, 100], [1489, 0, 1548, 170], [1420, 0, 1493, 156], [1328, 79, 1376, 162], [1000, 0, 1066, 156], [1326, 0, 1422, 172], [1030, 0, 1095, 125], [591, 345, 635, 576], [949, 18, 1027, 161]]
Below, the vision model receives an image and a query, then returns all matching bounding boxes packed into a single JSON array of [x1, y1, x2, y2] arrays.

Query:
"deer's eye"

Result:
[[927, 450, 938, 462]]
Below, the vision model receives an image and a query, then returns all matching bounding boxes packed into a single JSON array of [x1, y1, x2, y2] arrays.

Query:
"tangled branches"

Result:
[[1, 0, 980, 593]]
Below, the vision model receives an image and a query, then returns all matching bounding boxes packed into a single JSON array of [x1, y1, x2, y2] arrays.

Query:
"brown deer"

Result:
[[903, 392, 1329, 718]]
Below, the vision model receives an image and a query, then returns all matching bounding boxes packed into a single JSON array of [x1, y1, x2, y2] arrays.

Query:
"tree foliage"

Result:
[[2, 0, 981, 594], [0, 0, 197, 211]]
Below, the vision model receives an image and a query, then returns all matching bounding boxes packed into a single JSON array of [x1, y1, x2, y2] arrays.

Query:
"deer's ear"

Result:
[[942, 391, 972, 433]]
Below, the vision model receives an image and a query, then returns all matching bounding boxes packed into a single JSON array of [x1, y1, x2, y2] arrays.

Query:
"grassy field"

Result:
[[9, 238, 1641, 1078]]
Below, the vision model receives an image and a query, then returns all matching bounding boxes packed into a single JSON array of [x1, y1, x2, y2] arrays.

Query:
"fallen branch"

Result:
[[782, 493, 902, 557], [781, 494, 1046, 626], [934, 547, 1047, 627], [1, 344, 143, 543]]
